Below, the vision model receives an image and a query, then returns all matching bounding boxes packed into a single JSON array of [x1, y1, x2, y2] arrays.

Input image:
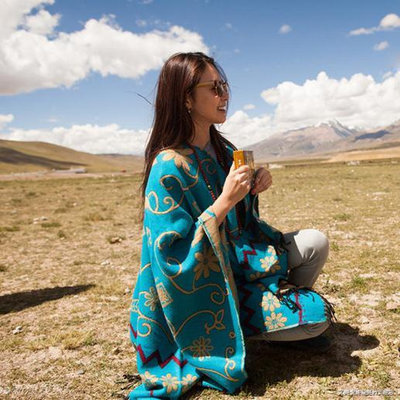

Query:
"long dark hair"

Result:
[[140, 52, 236, 204]]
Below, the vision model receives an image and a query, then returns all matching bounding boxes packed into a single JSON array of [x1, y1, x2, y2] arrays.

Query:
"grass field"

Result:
[[0, 160, 399, 399]]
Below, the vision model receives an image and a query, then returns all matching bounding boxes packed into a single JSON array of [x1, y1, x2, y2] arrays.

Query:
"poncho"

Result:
[[128, 144, 332, 399]]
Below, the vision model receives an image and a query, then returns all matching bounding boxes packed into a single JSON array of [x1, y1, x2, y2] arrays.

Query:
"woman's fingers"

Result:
[[251, 168, 272, 195]]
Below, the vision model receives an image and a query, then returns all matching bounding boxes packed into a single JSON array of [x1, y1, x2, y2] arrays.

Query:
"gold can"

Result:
[[233, 150, 255, 182]]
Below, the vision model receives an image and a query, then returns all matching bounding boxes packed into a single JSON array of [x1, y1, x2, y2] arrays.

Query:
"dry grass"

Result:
[[0, 160, 399, 399], [327, 146, 400, 163]]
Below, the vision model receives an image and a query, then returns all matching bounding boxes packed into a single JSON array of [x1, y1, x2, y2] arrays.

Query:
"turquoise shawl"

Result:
[[129, 145, 331, 399]]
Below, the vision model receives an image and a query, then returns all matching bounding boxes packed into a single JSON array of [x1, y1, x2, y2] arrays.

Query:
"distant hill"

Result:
[[0, 139, 144, 174], [247, 119, 400, 161]]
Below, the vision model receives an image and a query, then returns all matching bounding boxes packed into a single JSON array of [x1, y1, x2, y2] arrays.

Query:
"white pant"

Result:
[[256, 229, 330, 341]]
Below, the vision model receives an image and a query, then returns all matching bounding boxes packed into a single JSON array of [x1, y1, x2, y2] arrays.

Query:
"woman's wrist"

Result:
[[213, 193, 235, 225]]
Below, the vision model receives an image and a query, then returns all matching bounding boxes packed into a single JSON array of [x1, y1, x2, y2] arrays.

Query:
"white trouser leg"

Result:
[[284, 229, 329, 288]]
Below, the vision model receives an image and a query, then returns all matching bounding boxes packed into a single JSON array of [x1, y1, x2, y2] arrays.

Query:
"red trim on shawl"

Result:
[[130, 324, 188, 368], [238, 285, 261, 335], [294, 292, 303, 324], [240, 239, 257, 270]]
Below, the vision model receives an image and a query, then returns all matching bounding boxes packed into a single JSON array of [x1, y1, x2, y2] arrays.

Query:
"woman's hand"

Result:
[[220, 163, 252, 208], [213, 163, 252, 226], [251, 167, 272, 195]]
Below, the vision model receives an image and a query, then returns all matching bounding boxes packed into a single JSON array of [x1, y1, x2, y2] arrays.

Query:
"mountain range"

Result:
[[1, 118, 400, 174], [247, 119, 400, 161]]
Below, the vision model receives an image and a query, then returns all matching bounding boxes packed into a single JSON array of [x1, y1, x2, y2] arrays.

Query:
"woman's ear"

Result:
[[185, 97, 192, 113]]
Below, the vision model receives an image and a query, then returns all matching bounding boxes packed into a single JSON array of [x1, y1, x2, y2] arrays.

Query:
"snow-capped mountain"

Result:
[[247, 119, 400, 160], [247, 119, 358, 159]]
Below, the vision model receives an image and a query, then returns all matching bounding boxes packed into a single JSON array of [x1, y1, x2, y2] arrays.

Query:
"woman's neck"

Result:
[[190, 124, 211, 149]]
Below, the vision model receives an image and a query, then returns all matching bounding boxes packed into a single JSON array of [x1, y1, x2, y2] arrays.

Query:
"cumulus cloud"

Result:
[[23, 9, 60, 35], [374, 41, 389, 51], [0, 1, 208, 95], [0, 114, 15, 129], [243, 104, 255, 110], [279, 24, 292, 34], [350, 13, 400, 35], [0, 122, 149, 154], [221, 71, 400, 147], [261, 71, 400, 131], [222, 111, 273, 147]]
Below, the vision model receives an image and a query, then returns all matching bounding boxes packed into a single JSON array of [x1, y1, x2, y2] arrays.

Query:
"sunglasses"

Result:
[[195, 80, 229, 97]]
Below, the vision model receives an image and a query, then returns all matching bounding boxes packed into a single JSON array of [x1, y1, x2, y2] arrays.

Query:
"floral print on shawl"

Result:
[[128, 145, 331, 399]]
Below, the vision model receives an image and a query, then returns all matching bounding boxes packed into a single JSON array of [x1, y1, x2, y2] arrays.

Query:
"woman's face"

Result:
[[187, 63, 229, 128]]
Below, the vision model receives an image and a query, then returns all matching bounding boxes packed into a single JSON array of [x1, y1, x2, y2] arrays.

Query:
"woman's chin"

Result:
[[214, 116, 227, 124]]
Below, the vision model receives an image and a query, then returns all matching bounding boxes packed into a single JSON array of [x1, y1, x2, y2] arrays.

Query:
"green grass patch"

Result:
[[41, 222, 61, 228], [333, 213, 352, 221], [0, 225, 21, 232]]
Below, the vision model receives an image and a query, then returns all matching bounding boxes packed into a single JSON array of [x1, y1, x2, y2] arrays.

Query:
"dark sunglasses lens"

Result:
[[216, 82, 227, 97]]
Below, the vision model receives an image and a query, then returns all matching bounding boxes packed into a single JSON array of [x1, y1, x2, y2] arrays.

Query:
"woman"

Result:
[[129, 52, 334, 399]]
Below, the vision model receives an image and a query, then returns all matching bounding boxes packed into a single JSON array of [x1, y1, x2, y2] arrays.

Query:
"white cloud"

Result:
[[0, 122, 149, 154], [350, 13, 400, 35], [374, 41, 389, 51], [4, 69, 400, 151], [23, 9, 60, 35], [221, 70, 400, 147], [0, 114, 15, 129], [260, 70, 400, 133], [222, 111, 273, 148], [380, 13, 400, 29], [243, 104, 255, 110], [279, 24, 292, 34], [382, 71, 394, 80], [0, 1, 208, 95], [224, 23, 233, 30], [0, 0, 54, 39]]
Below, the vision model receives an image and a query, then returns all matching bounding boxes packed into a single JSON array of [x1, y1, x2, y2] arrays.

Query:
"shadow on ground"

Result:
[[242, 322, 379, 397], [116, 323, 380, 399], [0, 284, 95, 315], [179, 322, 378, 398]]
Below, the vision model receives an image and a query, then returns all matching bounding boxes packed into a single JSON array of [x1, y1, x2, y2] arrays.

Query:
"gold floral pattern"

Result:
[[256, 282, 267, 292], [162, 149, 193, 173], [131, 299, 138, 313], [249, 271, 268, 281], [261, 291, 281, 312], [156, 282, 173, 308], [194, 246, 220, 280], [204, 309, 226, 334], [264, 312, 287, 331], [189, 336, 214, 360], [143, 287, 158, 311], [260, 253, 281, 274], [161, 373, 179, 394], [141, 371, 158, 385], [146, 227, 152, 246], [181, 374, 197, 387]]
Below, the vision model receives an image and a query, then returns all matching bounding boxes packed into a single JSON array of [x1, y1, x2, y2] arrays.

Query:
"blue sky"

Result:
[[0, 0, 399, 154]]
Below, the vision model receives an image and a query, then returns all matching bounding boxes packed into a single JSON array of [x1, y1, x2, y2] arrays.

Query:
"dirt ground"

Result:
[[0, 160, 399, 399]]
